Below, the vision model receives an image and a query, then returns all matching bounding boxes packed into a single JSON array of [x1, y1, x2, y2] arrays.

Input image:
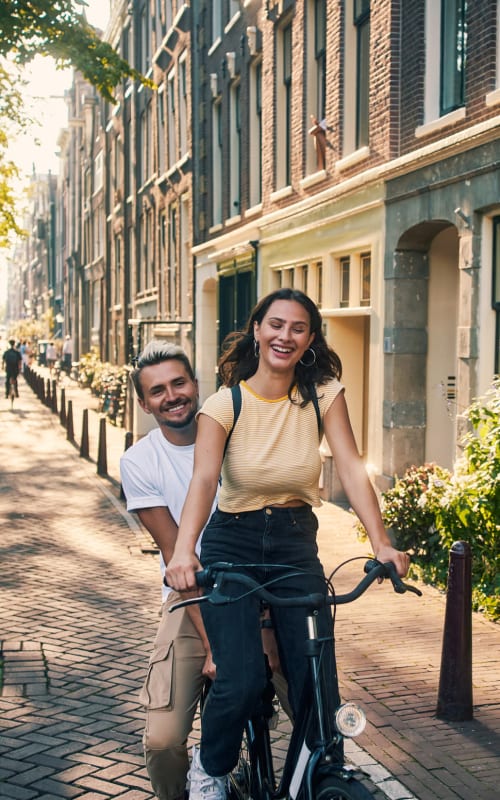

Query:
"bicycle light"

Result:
[[334, 702, 366, 737]]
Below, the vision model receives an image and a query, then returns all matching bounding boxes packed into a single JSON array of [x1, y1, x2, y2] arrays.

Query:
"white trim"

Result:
[[336, 147, 370, 172], [270, 186, 293, 202], [415, 107, 466, 138], [300, 170, 327, 189]]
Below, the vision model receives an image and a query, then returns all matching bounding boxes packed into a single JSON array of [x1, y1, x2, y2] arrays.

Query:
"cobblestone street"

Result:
[[1, 376, 499, 800]]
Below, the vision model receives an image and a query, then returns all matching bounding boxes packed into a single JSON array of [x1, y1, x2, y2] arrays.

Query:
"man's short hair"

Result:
[[132, 340, 195, 400], [8, 339, 15, 346]]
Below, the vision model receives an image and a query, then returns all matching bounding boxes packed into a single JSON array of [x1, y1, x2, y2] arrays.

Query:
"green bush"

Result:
[[359, 378, 500, 622], [76, 350, 129, 427]]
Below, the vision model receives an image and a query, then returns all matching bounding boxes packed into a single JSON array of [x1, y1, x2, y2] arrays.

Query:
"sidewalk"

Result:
[[1, 372, 499, 800]]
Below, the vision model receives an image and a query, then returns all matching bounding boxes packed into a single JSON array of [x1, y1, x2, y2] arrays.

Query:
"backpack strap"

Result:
[[223, 382, 320, 461], [223, 384, 242, 459], [311, 384, 322, 438]]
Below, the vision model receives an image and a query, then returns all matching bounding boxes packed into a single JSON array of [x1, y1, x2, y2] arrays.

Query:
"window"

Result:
[[360, 252, 371, 306], [212, 101, 223, 226], [212, 0, 222, 42], [114, 235, 122, 305], [158, 87, 166, 175], [137, 111, 144, 187], [165, 0, 173, 32], [159, 211, 167, 313], [343, 0, 370, 155], [315, 0, 326, 121], [249, 60, 262, 207], [167, 69, 177, 167], [94, 150, 103, 192], [336, 252, 371, 308], [144, 102, 153, 180], [168, 204, 177, 317], [441, 0, 467, 114], [276, 21, 293, 188], [179, 54, 188, 157], [145, 209, 154, 290], [273, 261, 323, 306], [423, 0, 467, 124], [179, 194, 191, 317], [340, 257, 350, 307], [93, 207, 104, 259], [140, 5, 151, 75], [155, 0, 165, 47], [113, 136, 121, 200], [306, 0, 327, 173], [229, 83, 241, 216], [354, 0, 370, 148]]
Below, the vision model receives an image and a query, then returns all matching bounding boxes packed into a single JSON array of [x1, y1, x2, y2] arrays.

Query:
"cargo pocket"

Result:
[[138, 641, 174, 709]]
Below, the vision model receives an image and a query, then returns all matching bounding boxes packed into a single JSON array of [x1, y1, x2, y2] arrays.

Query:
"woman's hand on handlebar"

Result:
[[165, 551, 202, 592], [374, 543, 411, 578]]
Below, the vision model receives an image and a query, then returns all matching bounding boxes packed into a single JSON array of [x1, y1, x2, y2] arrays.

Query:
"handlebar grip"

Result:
[[364, 559, 422, 597]]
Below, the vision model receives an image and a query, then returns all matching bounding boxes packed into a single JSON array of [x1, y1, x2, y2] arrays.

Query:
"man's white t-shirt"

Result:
[[120, 427, 216, 601]]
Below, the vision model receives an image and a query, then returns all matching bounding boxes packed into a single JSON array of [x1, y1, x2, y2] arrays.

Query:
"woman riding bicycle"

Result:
[[166, 289, 410, 799]]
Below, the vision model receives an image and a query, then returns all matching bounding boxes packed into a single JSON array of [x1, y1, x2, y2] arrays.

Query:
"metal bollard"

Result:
[[97, 417, 108, 476], [46, 378, 51, 407], [80, 409, 89, 459], [51, 380, 58, 414], [119, 432, 133, 500], [59, 388, 66, 427], [436, 540, 473, 721], [66, 399, 75, 443]]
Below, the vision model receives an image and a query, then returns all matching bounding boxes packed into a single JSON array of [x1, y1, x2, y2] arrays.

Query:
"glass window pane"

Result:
[[340, 257, 350, 307]]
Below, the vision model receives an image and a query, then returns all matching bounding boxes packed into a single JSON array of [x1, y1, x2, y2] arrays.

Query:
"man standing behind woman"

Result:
[[166, 288, 410, 799]]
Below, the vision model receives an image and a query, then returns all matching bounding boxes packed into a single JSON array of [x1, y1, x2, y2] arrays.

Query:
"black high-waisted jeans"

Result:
[[199, 505, 341, 776]]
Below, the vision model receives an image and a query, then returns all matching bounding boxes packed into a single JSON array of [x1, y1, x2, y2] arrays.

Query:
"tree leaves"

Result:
[[0, 0, 148, 103]]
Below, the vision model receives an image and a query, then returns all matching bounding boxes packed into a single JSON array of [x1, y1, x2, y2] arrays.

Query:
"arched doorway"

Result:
[[383, 220, 459, 479], [426, 226, 459, 469]]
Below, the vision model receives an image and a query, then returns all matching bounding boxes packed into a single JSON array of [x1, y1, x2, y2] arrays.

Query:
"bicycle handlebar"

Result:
[[168, 559, 422, 614]]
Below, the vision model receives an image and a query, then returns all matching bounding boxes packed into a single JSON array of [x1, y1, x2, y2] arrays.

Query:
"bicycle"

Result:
[[173, 559, 421, 800]]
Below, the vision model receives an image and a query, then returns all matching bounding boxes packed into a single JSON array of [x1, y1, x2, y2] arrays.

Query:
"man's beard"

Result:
[[159, 406, 197, 430]]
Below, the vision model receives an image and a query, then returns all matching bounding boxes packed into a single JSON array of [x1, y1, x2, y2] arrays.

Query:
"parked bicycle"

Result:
[[172, 559, 421, 800]]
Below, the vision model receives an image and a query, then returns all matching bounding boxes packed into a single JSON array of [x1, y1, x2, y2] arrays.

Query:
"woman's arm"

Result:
[[323, 392, 410, 577], [165, 414, 227, 591]]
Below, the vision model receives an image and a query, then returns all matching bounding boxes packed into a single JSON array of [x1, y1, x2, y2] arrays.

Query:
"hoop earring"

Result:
[[299, 348, 316, 367], [253, 340, 260, 358]]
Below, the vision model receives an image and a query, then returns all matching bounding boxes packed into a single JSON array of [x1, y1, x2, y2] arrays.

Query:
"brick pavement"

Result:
[[1, 372, 499, 800]]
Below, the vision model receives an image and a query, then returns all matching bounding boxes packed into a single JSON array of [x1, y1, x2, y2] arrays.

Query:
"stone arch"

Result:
[[383, 219, 460, 479]]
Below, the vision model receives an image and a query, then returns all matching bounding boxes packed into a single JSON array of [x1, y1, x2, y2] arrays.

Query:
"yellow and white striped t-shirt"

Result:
[[199, 379, 344, 512]]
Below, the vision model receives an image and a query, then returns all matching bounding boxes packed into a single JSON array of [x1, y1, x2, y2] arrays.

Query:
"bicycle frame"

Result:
[[243, 606, 353, 800], [171, 560, 421, 800]]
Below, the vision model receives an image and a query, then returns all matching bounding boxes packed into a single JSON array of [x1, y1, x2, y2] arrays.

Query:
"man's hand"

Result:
[[202, 651, 216, 681], [165, 551, 201, 592]]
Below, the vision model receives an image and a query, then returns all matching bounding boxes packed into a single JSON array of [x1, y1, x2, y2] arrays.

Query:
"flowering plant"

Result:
[[357, 379, 500, 621]]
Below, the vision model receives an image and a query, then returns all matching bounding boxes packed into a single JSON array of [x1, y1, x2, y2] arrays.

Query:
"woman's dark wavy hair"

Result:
[[218, 288, 342, 407]]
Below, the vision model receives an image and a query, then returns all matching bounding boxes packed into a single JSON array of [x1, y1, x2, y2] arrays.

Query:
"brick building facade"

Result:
[[10, 0, 500, 497]]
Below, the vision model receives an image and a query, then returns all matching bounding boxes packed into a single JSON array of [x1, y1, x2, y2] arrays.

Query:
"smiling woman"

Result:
[[165, 288, 411, 795]]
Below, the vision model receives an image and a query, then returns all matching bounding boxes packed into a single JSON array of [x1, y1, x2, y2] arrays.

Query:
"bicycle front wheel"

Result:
[[315, 775, 374, 800]]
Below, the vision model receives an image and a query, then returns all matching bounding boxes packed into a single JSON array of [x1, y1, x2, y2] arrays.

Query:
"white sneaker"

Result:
[[188, 746, 227, 800]]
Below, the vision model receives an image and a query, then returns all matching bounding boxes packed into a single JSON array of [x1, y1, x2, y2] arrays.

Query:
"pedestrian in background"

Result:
[[62, 334, 73, 375], [3, 339, 22, 399]]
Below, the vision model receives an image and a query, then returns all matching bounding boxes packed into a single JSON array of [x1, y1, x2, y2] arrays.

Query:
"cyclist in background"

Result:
[[166, 289, 410, 800], [3, 339, 22, 400]]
